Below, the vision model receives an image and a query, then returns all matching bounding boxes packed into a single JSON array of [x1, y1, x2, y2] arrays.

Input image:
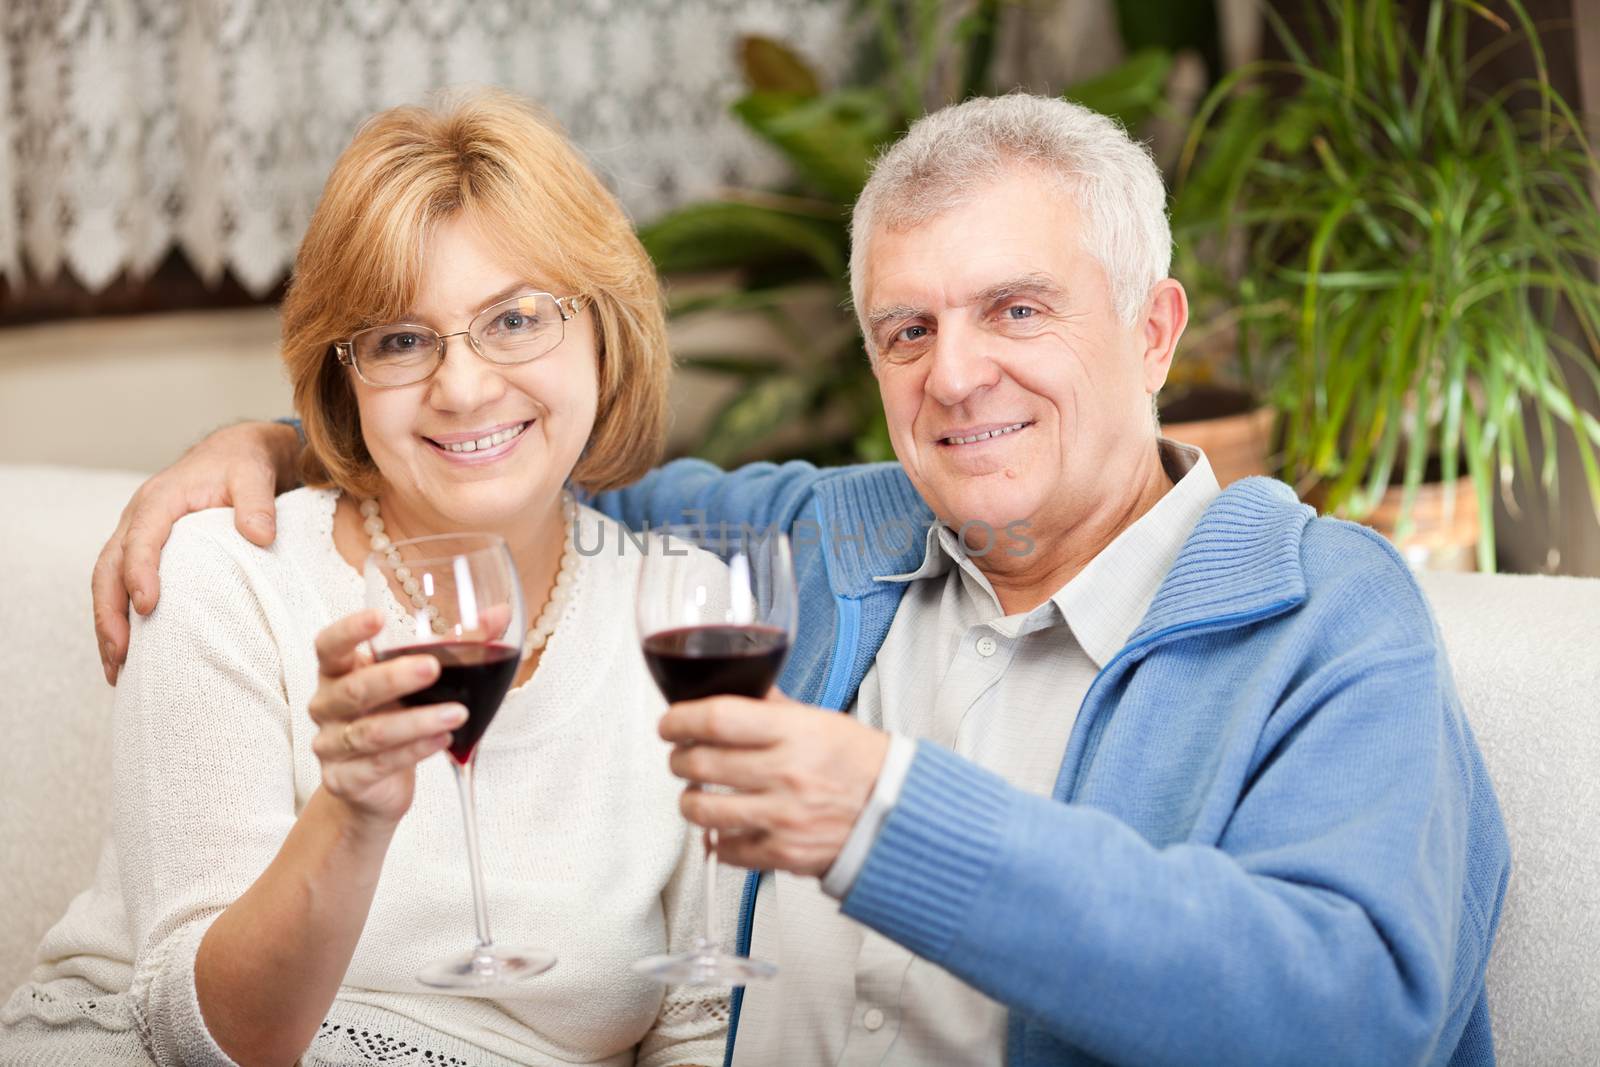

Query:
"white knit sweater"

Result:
[[1, 488, 728, 1067]]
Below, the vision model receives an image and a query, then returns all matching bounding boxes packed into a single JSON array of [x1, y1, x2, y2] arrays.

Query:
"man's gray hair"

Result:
[[849, 94, 1172, 350]]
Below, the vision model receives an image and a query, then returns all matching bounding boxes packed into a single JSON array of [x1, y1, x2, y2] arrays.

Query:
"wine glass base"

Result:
[[632, 948, 778, 987], [418, 946, 557, 992]]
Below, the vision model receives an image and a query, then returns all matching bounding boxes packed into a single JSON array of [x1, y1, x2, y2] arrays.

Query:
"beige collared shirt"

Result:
[[732, 440, 1221, 1067]]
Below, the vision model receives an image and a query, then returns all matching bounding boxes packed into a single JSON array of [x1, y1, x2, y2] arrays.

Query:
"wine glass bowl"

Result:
[[640, 624, 791, 704], [364, 532, 556, 989], [632, 523, 796, 986]]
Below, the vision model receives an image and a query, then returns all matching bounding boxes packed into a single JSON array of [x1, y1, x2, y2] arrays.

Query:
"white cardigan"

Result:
[[2, 488, 727, 1067]]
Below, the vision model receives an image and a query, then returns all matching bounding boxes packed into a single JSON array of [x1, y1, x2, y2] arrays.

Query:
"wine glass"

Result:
[[632, 523, 796, 986], [363, 532, 557, 989]]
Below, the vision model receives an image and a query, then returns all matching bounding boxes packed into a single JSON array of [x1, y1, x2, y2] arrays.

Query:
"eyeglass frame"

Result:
[[331, 291, 590, 388]]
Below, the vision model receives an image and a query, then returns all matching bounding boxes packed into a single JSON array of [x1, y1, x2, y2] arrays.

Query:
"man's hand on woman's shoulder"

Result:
[[92, 419, 301, 684]]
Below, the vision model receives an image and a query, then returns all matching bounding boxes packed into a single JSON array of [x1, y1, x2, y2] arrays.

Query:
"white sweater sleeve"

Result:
[[113, 517, 298, 1067]]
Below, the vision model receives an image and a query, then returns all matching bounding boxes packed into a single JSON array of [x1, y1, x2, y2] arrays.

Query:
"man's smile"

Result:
[[936, 420, 1034, 447]]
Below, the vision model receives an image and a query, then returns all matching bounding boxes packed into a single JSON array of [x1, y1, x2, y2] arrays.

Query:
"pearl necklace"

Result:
[[359, 490, 579, 656]]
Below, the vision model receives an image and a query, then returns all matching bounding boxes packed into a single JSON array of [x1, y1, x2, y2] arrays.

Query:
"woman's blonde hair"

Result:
[[281, 87, 669, 497]]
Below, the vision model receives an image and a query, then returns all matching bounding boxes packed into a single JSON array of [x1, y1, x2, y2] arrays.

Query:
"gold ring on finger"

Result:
[[341, 721, 359, 754]]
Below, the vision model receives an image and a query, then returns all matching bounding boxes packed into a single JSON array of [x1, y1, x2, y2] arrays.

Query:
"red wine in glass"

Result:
[[640, 625, 789, 703], [633, 525, 796, 987], [376, 641, 520, 763], [364, 531, 555, 990]]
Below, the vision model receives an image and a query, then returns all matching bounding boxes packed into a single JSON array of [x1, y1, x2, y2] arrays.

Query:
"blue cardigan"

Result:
[[592, 459, 1509, 1067]]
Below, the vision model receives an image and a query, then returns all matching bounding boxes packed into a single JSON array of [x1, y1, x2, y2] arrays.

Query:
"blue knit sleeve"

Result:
[[586, 457, 829, 533], [839, 641, 1507, 1067]]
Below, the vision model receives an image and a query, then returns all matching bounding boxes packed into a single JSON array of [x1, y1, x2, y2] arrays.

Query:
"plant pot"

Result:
[[1161, 396, 1274, 488], [1361, 476, 1480, 573]]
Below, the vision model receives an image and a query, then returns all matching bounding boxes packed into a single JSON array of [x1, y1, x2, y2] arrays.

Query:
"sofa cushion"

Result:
[[1, 464, 144, 993], [1418, 569, 1600, 1063]]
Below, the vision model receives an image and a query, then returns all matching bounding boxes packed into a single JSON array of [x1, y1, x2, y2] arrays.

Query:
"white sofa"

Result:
[[2, 462, 1597, 1063]]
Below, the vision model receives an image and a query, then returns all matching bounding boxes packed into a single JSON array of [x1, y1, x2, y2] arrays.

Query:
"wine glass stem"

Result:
[[450, 758, 495, 954], [702, 827, 721, 953]]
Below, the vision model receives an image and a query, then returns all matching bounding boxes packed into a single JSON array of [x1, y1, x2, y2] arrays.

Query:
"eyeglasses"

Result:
[[332, 291, 588, 388]]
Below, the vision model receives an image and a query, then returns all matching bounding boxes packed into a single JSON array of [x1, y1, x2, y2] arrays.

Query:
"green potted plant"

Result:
[[1177, 0, 1600, 570]]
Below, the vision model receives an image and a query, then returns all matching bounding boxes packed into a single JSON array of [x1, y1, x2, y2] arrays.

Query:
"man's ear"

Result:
[[1140, 278, 1189, 395]]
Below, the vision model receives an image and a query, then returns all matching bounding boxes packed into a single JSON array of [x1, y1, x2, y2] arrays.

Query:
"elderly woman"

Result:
[[1, 90, 725, 1067]]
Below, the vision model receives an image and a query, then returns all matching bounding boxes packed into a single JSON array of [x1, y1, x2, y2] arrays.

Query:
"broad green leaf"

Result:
[[739, 35, 821, 96], [732, 89, 897, 202], [640, 201, 845, 278]]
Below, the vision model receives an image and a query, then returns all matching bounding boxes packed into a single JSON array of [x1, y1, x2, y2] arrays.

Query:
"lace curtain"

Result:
[[0, 0, 855, 295]]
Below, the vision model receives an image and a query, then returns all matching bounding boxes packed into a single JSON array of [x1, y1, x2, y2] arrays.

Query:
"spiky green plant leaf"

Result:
[[1175, 0, 1600, 568]]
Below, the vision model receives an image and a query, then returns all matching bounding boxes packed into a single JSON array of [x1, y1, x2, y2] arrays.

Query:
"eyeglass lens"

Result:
[[350, 293, 567, 385]]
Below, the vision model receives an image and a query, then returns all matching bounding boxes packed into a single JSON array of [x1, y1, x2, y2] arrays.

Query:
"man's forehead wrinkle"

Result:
[[867, 303, 925, 329], [976, 272, 1063, 301], [866, 272, 1064, 328]]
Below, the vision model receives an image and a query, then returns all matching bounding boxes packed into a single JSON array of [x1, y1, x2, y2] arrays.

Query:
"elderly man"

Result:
[[94, 95, 1507, 1066]]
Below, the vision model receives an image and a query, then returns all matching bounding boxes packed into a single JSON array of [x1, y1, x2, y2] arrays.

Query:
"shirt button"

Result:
[[863, 1007, 886, 1031], [975, 635, 998, 657]]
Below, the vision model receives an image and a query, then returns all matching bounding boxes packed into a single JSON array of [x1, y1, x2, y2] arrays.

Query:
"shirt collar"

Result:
[[1052, 440, 1219, 667], [874, 439, 1222, 667], [876, 523, 959, 583]]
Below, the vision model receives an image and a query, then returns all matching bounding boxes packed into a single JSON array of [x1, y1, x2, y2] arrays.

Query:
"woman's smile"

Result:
[[421, 419, 533, 465]]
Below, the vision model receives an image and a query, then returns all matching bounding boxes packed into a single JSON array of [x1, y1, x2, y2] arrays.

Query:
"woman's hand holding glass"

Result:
[[307, 609, 466, 827]]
